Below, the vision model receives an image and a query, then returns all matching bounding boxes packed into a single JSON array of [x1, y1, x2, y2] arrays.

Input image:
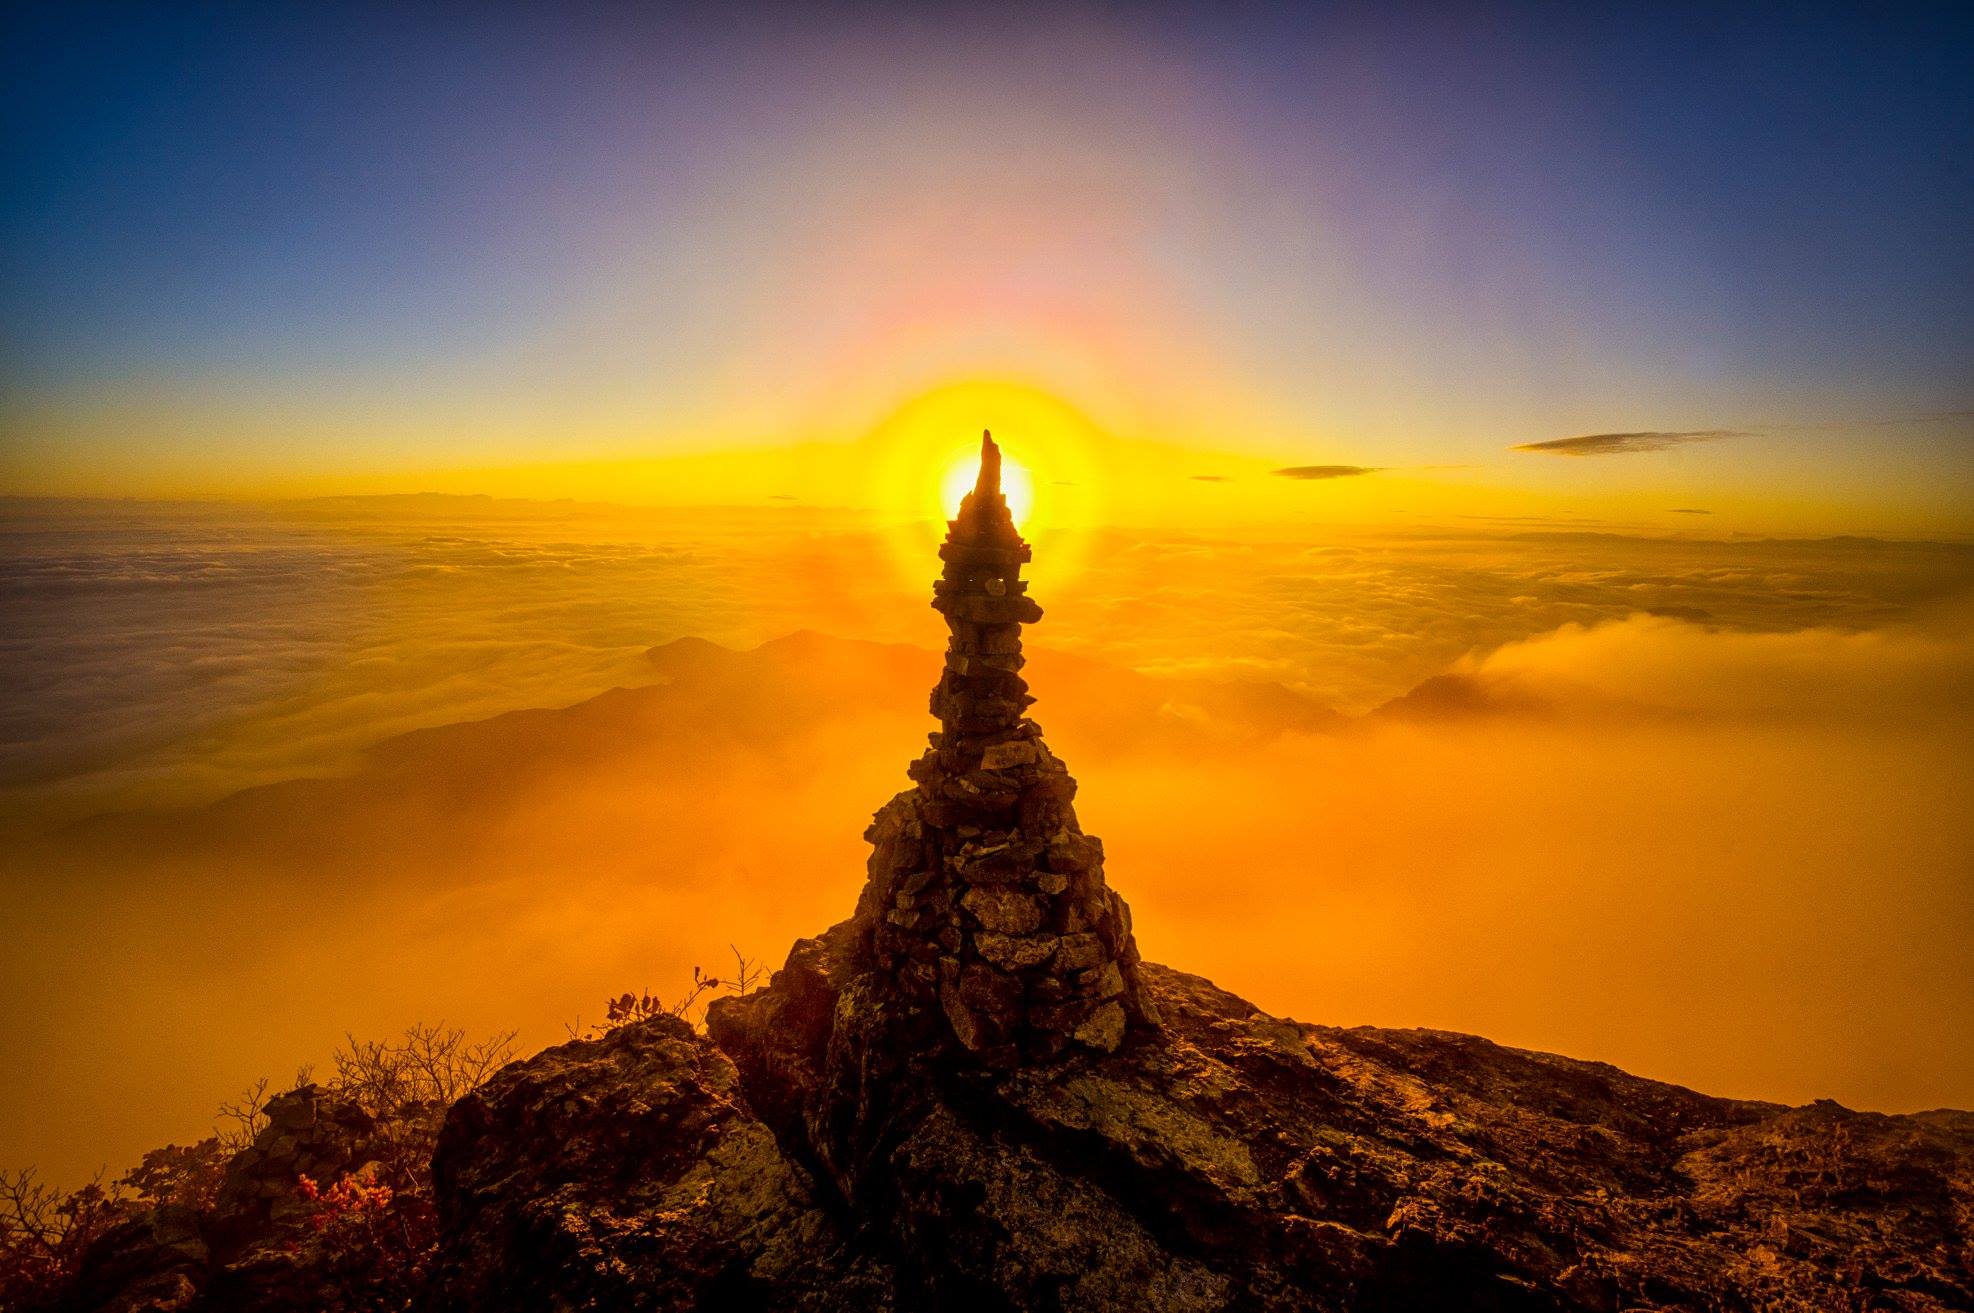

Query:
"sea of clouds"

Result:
[[2, 496, 1969, 1183]]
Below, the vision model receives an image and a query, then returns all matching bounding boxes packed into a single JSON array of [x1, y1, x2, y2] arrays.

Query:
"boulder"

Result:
[[425, 1014, 892, 1312]]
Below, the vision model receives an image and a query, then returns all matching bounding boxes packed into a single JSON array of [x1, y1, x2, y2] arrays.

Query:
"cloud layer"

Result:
[[2, 497, 1971, 1183], [6, 499, 1971, 823]]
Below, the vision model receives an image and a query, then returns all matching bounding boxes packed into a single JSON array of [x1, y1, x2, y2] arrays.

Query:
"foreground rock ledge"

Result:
[[427, 925, 1973, 1312]]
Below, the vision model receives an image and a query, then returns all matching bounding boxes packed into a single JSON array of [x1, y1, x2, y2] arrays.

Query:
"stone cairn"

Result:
[[858, 432, 1154, 1066]]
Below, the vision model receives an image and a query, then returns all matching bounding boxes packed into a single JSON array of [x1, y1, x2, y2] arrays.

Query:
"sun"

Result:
[[941, 444, 1034, 526], [860, 379, 1107, 594], [864, 379, 1103, 533]]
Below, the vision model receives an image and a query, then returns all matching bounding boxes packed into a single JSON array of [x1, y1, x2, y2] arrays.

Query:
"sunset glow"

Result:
[[1, 4, 1970, 1258]]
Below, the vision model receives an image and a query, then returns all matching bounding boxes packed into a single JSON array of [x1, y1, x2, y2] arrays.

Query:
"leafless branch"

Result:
[[216, 1077, 271, 1151], [332, 1024, 518, 1117]]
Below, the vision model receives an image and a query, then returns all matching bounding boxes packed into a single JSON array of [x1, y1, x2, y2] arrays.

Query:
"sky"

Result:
[[2, 3, 1971, 529]]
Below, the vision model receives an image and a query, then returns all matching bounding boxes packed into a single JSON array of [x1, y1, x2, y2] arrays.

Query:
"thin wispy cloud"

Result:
[[1777, 409, 1974, 433], [1272, 465, 1382, 480], [1513, 431, 1746, 456], [1191, 475, 1231, 483], [1513, 409, 1968, 459], [1668, 508, 1712, 515]]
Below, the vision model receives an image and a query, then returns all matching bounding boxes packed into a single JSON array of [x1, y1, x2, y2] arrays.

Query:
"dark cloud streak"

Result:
[[1272, 465, 1382, 480], [1514, 430, 1745, 456]]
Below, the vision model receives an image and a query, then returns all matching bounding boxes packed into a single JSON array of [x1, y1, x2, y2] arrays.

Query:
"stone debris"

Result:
[[858, 432, 1154, 1064]]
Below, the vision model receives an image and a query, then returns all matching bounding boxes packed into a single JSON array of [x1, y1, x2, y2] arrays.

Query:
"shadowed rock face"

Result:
[[421, 930, 1972, 1311], [426, 1016, 895, 1312]]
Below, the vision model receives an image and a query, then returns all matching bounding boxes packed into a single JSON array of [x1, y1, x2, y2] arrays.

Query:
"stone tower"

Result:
[[858, 432, 1153, 1065]]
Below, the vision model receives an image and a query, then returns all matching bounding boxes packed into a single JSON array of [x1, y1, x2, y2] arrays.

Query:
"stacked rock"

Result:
[[858, 432, 1153, 1066]]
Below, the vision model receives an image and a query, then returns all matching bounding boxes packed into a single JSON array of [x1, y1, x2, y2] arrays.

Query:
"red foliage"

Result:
[[288, 1171, 437, 1311]]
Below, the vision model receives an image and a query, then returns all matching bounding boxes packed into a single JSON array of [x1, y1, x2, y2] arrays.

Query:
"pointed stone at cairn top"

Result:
[[855, 432, 1156, 1067], [953, 430, 1020, 548], [974, 430, 1001, 499]]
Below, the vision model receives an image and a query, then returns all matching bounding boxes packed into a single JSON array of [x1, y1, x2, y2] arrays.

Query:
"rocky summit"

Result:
[[56, 439, 1974, 1312], [430, 947, 1972, 1312]]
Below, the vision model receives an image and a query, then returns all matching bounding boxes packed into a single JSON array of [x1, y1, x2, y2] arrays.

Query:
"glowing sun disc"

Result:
[[941, 447, 1035, 526]]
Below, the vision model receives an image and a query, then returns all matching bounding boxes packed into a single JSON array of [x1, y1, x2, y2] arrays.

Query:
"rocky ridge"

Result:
[[424, 936, 1972, 1311]]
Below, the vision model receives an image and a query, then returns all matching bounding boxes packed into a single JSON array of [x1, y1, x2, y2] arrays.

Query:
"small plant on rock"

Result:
[[576, 945, 763, 1037]]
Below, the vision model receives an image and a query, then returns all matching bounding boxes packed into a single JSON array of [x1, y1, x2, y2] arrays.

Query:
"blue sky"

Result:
[[1, 3, 1969, 516]]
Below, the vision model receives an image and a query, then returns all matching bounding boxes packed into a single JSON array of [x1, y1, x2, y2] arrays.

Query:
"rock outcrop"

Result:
[[426, 1015, 894, 1311], [60, 1085, 393, 1313], [431, 935, 1974, 1311]]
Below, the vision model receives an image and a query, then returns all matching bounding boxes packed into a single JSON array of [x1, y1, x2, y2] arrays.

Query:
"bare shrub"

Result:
[[331, 1024, 519, 1121], [1, 1021, 519, 1311], [318, 1023, 518, 1200], [0, 1167, 130, 1308]]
